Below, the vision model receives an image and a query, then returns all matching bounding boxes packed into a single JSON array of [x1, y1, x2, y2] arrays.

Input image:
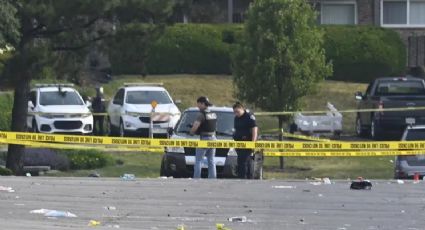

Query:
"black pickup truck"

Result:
[[355, 77, 425, 140]]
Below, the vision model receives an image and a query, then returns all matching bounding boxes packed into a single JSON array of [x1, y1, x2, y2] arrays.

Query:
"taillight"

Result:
[[378, 101, 384, 115]]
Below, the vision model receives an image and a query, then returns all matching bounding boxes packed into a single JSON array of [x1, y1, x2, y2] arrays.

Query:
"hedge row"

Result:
[[323, 26, 406, 82], [0, 93, 13, 131], [111, 24, 406, 83]]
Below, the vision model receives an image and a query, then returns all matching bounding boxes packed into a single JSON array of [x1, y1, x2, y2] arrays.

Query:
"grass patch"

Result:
[[263, 156, 394, 179], [46, 152, 162, 178]]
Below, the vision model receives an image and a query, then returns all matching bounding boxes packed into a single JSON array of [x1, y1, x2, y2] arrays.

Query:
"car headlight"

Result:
[[125, 111, 139, 117], [39, 113, 54, 119], [81, 113, 92, 118], [228, 148, 237, 156], [166, 147, 185, 153]]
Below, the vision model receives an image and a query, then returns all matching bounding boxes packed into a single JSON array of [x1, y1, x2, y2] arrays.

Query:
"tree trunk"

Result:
[[278, 116, 284, 170], [6, 73, 30, 175]]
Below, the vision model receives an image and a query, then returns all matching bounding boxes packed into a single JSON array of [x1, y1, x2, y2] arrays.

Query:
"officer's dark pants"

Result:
[[93, 115, 104, 135], [236, 148, 252, 179]]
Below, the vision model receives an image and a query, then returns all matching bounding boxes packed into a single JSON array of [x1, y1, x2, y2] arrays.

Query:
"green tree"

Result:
[[1, 0, 179, 174], [233, 0, 332, 168]]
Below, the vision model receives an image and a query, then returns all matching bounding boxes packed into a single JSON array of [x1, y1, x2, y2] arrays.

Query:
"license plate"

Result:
[[406, 117, 416, 124], [152, 128, 165, 133]]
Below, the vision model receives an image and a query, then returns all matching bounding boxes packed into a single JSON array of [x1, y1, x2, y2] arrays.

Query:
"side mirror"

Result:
[[86, 101, 92, 108], [355, 92, 363, 101], [175, 99, 182, 105], [28, 101, 35, 110]]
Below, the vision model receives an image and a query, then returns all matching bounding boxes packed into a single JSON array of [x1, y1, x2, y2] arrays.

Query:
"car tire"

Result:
[[160, 157, 171, 177], [119, 120, 126, 137], [370, 118, 382, 140], [31, 120, 39, 133], [251, 151, 264, 180], [355, 116, 368, 137]]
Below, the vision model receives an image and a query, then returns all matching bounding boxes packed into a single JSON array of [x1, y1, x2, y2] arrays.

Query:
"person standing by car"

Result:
[[92, 86, 106, 135], [233, 102, 258, 179], [190, 96, 217, 179]]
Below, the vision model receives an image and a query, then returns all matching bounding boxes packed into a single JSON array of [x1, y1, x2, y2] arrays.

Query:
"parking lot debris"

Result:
[[0, 186, 15, 193], [216, 223, 232, 230], [105, 206, 117, 211], [228, 216, 247, 223], [30, 209, 77, 218], [88, 220, 101, 227], [121, 174, 136, 181], [350, 177, 372, 190], [323, 178, 332, 184], [414, 173, 420, 183], [26, 173, 31, 177], [272, 185, 296, 189], [397, 179, 405, 184], [176, 224, 185, 230], [88, 172, 100, 178]]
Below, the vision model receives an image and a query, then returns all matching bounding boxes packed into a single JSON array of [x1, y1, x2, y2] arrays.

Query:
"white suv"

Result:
[[27, 84, 93, 134], [107, 83, 181, 137]]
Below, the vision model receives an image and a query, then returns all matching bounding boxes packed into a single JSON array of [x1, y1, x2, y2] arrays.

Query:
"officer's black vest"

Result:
[[197, 110, 217, 135]]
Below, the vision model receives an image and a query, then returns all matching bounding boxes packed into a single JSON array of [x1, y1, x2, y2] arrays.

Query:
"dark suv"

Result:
[[160, 107, 263, 179]]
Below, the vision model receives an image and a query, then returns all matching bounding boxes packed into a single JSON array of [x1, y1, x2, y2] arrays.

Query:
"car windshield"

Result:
[[175, 111, 234, 136], [375, 81, 425, 96], [403, 129, 425, 166], [39, 91, 84, 106], [126, 90, 172, 104]]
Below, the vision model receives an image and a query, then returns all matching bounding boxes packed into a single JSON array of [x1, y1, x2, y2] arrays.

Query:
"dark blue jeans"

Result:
[[236, 148, 252, 179]]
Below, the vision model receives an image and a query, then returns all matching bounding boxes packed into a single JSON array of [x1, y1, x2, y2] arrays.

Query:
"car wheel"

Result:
[[370, 119, 382, 140], [251, 151, 264, 180], [355, 116, 368, 137], [31, 120, 39, 133], [160, 157, 170, 177], [119, 120, 126, 137]]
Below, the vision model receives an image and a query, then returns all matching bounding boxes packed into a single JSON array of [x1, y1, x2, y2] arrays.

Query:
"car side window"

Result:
[[113, 89, 125, 105], [365, 83, 373, 97]]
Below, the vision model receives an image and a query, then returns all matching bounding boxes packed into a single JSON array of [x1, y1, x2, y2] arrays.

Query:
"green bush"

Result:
[[323, 26, 406, 83], [145, 24, 241, 74], [0, 167, 12, 176], [111, 24, 405, 83], [0, 93, 13, 131], [66, 150, 113, 170]]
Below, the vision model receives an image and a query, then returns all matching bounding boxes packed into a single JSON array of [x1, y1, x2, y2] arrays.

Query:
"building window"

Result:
[[410, 1, 425, 24], [382, 0, 425, 27], [321, 2, 356, 25]]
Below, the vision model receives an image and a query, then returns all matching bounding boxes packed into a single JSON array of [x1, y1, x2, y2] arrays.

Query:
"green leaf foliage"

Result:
[[233, 0, 332, 114]]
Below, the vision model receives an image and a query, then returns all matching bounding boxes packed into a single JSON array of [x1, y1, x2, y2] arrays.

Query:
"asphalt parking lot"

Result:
[[0, 177, 424, 230]]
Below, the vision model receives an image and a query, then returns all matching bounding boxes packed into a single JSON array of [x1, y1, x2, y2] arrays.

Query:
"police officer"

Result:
[[233, 102, 258, 179], [92, 86, 106, 135], [190, 96, 217, 179]]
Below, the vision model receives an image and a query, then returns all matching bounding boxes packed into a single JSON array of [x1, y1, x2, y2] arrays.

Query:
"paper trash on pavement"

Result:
[[272, 185, 296, 189], [30, 209, 77, 218], [0, 186, 15, 193]]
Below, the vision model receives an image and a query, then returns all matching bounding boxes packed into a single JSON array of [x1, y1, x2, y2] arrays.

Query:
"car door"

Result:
[[108, 88, 125, 127], [359, 82, 374, 125]]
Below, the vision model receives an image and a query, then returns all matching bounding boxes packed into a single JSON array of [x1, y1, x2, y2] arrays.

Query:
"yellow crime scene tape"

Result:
[[15, 105, 425, 117], [0, 138, 163, 152], [263, 150, 424, 157], [254, 106, 425, 116], [281, 132, 332, 142], [1, 131, 425, 153]]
